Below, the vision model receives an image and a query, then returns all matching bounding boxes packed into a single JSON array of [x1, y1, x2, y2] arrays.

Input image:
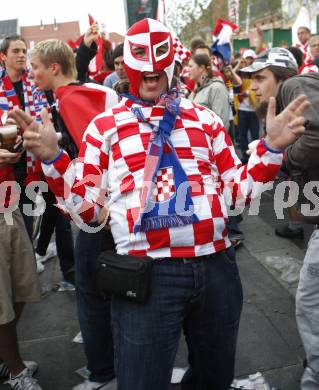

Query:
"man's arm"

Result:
[[212, 121, 283, 208], [76, 41, 97, 82], [43, 123, 110, 223], [9, 108, 111, 225], [210, 95, 309, 207], [280, 78, 319, 171], [76, 22, 99, 82], [225, 65, 242, 87]]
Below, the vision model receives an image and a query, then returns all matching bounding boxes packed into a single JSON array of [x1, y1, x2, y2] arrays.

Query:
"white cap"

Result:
[[243, 49, 257, 59], [240, 47, 298, 73]]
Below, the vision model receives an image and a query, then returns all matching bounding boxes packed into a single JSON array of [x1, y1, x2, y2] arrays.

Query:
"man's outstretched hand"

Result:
[[9, 108, 60, 161], [84, 21, 100, 48], [265, 94, 310, 150]]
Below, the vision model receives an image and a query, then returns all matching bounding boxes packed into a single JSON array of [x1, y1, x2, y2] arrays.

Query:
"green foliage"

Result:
[[250, 0, 282, 22], [239, 0, 248, 27], [167, 0, 211, 36], [173, 0, 228, 46], [179, 5, 213, 45], [238, 0, 282, 27]]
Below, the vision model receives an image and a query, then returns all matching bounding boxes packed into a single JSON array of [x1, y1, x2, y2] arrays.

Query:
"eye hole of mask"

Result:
[[131, 45, 149, 60], [155, 42, 169, 58]]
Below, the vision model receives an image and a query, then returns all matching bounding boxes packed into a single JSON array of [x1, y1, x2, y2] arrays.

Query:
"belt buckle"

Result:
[[182, 257, 193, 264]]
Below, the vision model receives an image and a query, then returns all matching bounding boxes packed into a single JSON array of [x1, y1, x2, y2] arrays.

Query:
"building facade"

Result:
[[21, 20, 80, 49]]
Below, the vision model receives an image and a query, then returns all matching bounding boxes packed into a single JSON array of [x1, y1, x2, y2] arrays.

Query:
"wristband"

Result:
[[261, 138, 284, 154], [42, 148, 64, 165]]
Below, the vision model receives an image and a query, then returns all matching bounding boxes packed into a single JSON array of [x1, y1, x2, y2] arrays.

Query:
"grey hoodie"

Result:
[[190, 77, 230, 130]]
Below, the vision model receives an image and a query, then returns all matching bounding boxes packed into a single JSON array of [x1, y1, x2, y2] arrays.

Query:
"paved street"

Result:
[[0, 190, 310, 390]]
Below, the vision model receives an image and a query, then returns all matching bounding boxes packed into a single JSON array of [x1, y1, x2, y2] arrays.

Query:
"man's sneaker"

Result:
[[275, 224, 304, 239], [35, 242, 57, 264], [230, 239, 243, 249], [171, 367, 187, 384], [36, 261, 45, 274], [72, 378, 117, 390], [0, 361, 38, 379], [7, 367, 42, 389]]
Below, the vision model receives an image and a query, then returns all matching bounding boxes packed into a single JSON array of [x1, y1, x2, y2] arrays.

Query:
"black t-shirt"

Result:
[[12, 80, 25, 109], [12, 80, 26, 184]]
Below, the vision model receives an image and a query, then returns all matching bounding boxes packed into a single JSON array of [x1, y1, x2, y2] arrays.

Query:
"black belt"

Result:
[[156, 253, 222, 262]]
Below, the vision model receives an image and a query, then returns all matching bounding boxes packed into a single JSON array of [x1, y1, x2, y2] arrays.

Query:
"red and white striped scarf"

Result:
[[0, 108, 16, 209], [296, 42, 311, 63], [0, 68, 51, 185]]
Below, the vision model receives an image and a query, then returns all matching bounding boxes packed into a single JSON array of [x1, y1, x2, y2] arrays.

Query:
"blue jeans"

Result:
[[226, 216, 245, 241], [112, 251, 243, 390], [75, 228, 115, 383], [296, 229, 319, 389], [54, 213, 75, 278], [238, 109, 260, 162], [36, 190, 75, 280]]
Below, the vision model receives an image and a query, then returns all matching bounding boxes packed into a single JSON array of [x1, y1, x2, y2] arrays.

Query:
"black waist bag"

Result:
[[96, 250, 154, 304]]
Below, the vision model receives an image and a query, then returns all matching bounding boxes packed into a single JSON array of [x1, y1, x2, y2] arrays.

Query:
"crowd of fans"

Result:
[[0, 17, 318, 390]]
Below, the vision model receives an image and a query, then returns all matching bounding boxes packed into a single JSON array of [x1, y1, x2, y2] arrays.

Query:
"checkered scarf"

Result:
[[122, 90, 199, 232], [0, 68, 51, 184]]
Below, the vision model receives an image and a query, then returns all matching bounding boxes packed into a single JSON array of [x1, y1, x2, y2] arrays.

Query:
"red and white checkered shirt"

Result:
[[43, 98, 283, 258], [299, 62, 319, 74]]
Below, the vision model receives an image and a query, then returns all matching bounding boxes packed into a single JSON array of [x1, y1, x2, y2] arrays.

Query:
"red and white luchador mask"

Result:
[[124, 18, 175, 97]]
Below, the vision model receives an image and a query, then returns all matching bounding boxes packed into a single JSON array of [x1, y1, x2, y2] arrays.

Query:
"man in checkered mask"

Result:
[[12, 19, 309, 390]]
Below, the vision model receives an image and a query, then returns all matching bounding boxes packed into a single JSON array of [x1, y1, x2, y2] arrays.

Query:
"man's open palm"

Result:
[[265, 95, 310, 150], [9, 108, 59, 161]]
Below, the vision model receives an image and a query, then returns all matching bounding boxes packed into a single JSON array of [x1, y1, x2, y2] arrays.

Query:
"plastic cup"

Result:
[[0, 125, 18, 152]]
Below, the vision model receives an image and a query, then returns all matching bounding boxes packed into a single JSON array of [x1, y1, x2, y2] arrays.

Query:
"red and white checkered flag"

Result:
[[173, 36, 191, 63]]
